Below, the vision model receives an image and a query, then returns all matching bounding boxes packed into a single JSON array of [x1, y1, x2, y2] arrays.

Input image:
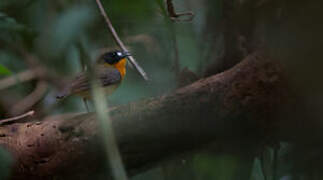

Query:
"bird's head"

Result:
[[101, 50, 130, 66], [99, 50, 130, 78]]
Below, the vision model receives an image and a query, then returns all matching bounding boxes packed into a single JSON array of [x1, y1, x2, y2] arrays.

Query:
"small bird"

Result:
[[56, 50, 130, 100]]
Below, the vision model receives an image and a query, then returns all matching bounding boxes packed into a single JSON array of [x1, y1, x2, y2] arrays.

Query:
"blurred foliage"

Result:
[[193, 153, 243, 179], [0, 147, 13, 180], [0, 64, 11, 75], [46, 6, 96, 58], [0, 0, 321, 179]]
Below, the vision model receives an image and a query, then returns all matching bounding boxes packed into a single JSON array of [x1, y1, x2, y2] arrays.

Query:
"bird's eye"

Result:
[[102, 50, 130, 65]]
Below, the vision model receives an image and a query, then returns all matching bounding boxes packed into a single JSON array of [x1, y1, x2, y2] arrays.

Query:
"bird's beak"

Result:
[[123, 51, 131, 57]]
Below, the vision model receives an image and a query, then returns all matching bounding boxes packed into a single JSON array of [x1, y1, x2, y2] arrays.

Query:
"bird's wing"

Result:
[[70, 66, 122, 95], [98, 66, 122, 87], [69, 73, 90, 95]]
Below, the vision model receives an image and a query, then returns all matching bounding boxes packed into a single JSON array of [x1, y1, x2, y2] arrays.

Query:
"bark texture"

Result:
[[0, 52, 298, 179]]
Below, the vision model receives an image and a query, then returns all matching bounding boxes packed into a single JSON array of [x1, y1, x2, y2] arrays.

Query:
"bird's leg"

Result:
[[83, 98, 90, 112]]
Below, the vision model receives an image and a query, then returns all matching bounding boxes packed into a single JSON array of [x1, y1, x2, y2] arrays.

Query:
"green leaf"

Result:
[[0, 64, 11, 75]]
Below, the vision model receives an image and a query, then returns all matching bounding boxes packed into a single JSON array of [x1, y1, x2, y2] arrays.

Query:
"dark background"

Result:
[[1, 0, 323, 179]]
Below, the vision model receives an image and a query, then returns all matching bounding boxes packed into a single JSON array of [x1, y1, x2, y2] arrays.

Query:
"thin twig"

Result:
[[164, 1, 181, 85], [169, 23, 180, 77], [0, 69, 40, 91], [95, 0, 148, 81], [166, 0, 194, 22], [0, 49, 62, 91], [10, 81, 48, 116], [0, 110, 34, 125]]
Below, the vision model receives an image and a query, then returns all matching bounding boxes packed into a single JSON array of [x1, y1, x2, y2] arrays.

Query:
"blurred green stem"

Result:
[[91, 80, 128, 180], [273, 147, 278, 180]]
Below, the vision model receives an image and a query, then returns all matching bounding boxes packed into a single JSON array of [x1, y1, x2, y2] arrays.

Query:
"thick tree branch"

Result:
[[0, 52, 302, 179]]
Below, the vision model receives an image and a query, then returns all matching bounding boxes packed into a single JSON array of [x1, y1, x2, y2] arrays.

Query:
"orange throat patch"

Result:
[[114, 58, 127, 79]]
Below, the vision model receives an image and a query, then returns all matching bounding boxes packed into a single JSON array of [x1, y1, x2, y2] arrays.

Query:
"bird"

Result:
[[56, 50, 130, 100]]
